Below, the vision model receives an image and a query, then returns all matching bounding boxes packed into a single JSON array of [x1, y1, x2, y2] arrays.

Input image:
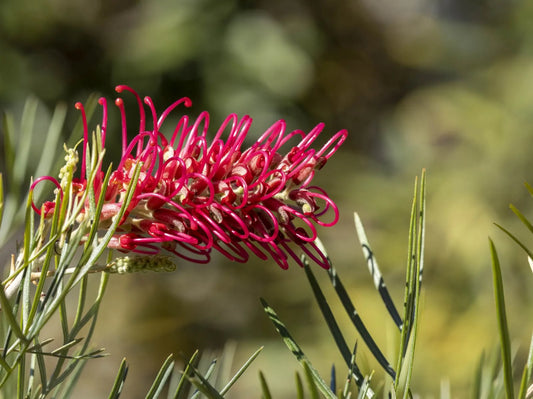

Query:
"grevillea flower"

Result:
[[33, 86, 347, 269]]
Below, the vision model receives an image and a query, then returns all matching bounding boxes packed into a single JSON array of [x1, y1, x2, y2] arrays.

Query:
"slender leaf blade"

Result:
[[354, 212, 402, 329], [259, 371, 272, 399], [303, 261, 365, 386], [146, 354, 175, 399], [219, 346, 263, 395], [107, 358, 129, 399], [260, 298, 337, 399], [489, 238, 514, 399], [518, 333, 533, 399]]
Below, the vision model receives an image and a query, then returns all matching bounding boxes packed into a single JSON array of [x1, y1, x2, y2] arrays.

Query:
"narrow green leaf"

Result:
[[27, 351, 37, 398], [417, 169, 426, 286], [107, 358, 129, 399], [146, 354, 175, 399], [353, 212, 402, 329], [83, 165, 113, 251], [0, 349, 12, 373], [186, 367, 224, 399], [395, 170, 425, 399], [49, 338, 84, 355], [59, 299, 70, 344], [495, 223, 533, 261], [216, 342, 236, 393], [303, 261, 365, 385], [357, 373, 374, 399], [219, 346, 263, 395], [517, 333, 533, 399], [303, 361, 320, 399], [471, 351, 484, 399], [0, 283, 26, 343], [48, 273, 110, 394], [71, 161, 142, 287], [17, 353, 25, 399], [31, 339, 48, 394], [25, 212, 58, 328], [398, 175, 419, 358], [259, 371, 272, 399], [72, 276, 88, 328], [342, 342, 361, 399], [171, 350, 199, 399], [69, 266, 110, 339], [21, 188, 36, 333], [488, 238, 514, 399], [525, 182, 533, 197], [260, 298, 337, 399], [325, 263, 395, 379], [190, 358, 217, 399], [509, 205, 533, 236], [295, 372, 304, 399]]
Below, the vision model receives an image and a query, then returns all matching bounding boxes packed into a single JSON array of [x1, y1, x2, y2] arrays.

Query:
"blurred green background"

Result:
[[1, 0, 533, 397]]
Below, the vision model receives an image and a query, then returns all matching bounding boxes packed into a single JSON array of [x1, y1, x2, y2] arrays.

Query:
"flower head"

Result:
[[33, 86, 347, 269]]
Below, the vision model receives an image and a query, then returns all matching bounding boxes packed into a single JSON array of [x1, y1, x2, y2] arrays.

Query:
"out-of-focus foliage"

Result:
[[1, 0, 532, 397]]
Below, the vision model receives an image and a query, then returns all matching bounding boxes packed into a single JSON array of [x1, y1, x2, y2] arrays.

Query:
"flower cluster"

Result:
[[33, 86, 347, 269]]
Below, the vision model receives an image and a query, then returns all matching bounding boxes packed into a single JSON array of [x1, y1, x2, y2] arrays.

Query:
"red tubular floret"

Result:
[[98, 97, 108, 147], [114, 98, 129, 157], [255, 120, 286, 152], [170, 115, 191, 151], [115, 85, 146, 140], [75, 102, 88, 181], [296, 123, 324, 152], [157, 97, 192, 130], [316, 129, 348, 159]]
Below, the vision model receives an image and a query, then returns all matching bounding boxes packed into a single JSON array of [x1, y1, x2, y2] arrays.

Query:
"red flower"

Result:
[[33, 86, 347, 269]]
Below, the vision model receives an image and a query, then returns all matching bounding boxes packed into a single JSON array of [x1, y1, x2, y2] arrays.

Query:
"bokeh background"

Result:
[[1, 0, 533, 397]]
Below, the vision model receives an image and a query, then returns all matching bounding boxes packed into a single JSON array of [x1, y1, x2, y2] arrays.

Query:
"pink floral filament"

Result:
[[33, 86, 347, 269]]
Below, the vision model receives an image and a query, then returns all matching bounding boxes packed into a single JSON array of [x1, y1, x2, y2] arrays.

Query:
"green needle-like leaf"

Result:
[[295, 372, 304, 399], [0, 283, 26, 343], [304, 261, 365, 386], [190, 358, 217, 399], [325, 263, 395, 379], [395, 170, 425, 399], [509, 204, 533, 236], [495, 223, 533, 261], [259, 371, 272, 399], [219, 346, 263, 396], [303, 361, 320, 399], [261, 297, 337, 399], [489, 238, 514, 399], [146, 354, 175, 399], [171, 350, 199, 399], [357, 373, 374, 399], [108, 358, 129, 399], [354, 212, 402, 329], [518, 333, 533, 399], [186, 367, 224, 399]]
